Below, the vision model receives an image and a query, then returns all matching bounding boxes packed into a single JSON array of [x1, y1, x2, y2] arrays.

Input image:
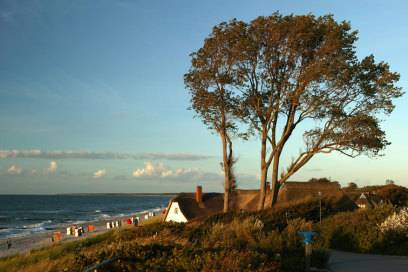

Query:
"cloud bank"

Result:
[[132, 162, 199, 179], [0, 150, 211, 161]]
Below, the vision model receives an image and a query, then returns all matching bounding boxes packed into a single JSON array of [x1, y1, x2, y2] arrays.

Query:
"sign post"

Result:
[[298, 231, 318, 272]]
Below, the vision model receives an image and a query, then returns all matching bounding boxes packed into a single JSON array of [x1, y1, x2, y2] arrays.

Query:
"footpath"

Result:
[[329, 250, 408, 272]]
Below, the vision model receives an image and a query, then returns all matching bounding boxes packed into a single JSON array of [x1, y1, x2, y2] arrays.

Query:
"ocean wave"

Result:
[[70, 220, 87, 225], [0, 228, 11, 233], [35, 210, 68, 214], [0, 228, 32, 239], [22, 220, 53, 229]]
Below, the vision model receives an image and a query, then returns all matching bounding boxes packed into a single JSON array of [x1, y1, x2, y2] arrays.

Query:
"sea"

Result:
[[0, 194, 172, 239]]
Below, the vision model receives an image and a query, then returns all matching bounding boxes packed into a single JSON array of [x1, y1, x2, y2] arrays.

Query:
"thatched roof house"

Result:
[[163, 186, 268, 223], [163, 190, 224, 223], [164, 181, 354, 223], [355, 192, 383, 209]]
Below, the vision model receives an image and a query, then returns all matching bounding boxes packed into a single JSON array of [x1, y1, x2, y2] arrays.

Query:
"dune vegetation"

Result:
[[1, 187, 407, 272]]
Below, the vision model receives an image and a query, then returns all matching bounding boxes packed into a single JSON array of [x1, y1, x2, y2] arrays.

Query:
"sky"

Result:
[[0, 0, 407, 194]]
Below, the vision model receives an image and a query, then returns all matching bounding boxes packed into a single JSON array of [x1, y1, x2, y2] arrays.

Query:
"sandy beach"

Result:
[[0, 210, 165, 259]]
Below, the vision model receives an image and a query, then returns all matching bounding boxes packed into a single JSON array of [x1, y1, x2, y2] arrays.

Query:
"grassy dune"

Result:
[[0, 215, 163, 272], [1, 194, 406, 272]]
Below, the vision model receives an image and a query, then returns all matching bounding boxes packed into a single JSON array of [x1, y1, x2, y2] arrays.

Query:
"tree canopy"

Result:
[[185, 12, 402, 209]]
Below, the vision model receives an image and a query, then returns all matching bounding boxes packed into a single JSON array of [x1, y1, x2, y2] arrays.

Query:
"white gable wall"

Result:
[[165, 201, 188, 223]]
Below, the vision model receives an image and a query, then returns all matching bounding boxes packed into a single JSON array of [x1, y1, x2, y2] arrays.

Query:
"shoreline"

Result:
[[0, 208, 165, 259]]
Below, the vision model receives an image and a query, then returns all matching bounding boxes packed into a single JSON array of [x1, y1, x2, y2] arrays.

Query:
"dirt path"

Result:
[[329, 250, 408, 272]]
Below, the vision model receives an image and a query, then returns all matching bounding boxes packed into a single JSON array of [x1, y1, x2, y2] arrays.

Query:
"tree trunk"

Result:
[[221, 133, 231, 213], [270, 151, 280, 207], [257, 130, 268, 210]]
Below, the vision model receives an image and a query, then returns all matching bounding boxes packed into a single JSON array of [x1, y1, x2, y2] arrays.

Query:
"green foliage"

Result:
[[185, 11, 402, 209], [375, 185, 408, 207], [372, 230, 408, 256], [316, 204, 408, 254], [74, 243, 280, 272], [308, 177, 332, 183]]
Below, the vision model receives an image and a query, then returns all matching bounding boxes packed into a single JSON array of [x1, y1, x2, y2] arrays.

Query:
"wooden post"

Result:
[[305, 243, 312, 272], [297, 231, 318, 272]]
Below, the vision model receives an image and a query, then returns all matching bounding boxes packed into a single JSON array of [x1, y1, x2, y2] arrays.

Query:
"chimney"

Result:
[[196, 185, 203, 203]]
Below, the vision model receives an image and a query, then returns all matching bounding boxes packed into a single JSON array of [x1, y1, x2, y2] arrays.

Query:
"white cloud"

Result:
[[132, 162, 205, 180], [93, 169, 106, 178], [133, 162, 174, 178], [132, 162, 217, 181], [7, 165, 22, 175], [47, 161, 57, 173]]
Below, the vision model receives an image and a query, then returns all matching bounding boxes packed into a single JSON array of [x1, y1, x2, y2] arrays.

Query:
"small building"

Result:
[[163, 185, 270, 223], [164, 186, 223, 223], [355, 192, 383, 209]]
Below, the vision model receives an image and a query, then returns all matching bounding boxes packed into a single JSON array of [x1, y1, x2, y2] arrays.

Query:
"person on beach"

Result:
[[6, 239, 11, 250]]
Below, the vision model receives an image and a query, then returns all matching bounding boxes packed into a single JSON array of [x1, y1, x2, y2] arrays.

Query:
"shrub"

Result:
[[311, 249, 330, 268], [281, 218, 313, 250], [280, 248, 304, 272], [74, 243, 281, 272], [372, 230, 408, 256], [378, 207, 408, 233], [317, 204, 406, 254], [202, 216, 266, 249]]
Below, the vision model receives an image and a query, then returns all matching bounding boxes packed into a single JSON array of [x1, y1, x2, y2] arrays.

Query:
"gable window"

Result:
[[174, 207, 178, 214]]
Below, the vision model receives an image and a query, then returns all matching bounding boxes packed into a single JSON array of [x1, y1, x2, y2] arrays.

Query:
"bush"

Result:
[[317, 204, 408, 255], [378, 207, 408, 233], [280, 248, 304, 272], [74, 243, 281, 272], [202, 216, 265, 249], [372, 230, 408, 256], [311, 249, 330, 268]]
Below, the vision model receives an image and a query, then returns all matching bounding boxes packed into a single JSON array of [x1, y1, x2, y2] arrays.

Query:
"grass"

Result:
[[5, 200, 401, 271], [0, 215, 165, 272], [139, 214, 164, 226], [0, 230, 115, 272]]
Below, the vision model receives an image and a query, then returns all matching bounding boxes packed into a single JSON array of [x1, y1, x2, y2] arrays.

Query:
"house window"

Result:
[[174, 207, 178, 214]]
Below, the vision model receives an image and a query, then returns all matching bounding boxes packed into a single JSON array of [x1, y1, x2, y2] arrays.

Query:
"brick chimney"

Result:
[[195, 185, 203, 203]]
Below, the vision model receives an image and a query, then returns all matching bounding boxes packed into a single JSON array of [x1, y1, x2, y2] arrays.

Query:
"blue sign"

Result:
[[297, 231, 318, 245]]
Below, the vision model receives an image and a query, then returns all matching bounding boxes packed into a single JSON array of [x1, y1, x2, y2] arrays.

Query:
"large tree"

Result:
[[187, 13, 402, 210], [184, 21, 244, 212]]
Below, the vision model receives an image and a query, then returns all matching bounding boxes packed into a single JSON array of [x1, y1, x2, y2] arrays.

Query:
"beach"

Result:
[[0, 194, 172, 259], [0, 210, 165, 259]]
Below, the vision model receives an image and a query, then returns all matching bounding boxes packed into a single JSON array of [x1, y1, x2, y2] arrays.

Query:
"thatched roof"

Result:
[[164, 189, 268, 221], [165, 192, 224, 221], [232, 189, 271, 211], [277, 181, 342, 203]]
